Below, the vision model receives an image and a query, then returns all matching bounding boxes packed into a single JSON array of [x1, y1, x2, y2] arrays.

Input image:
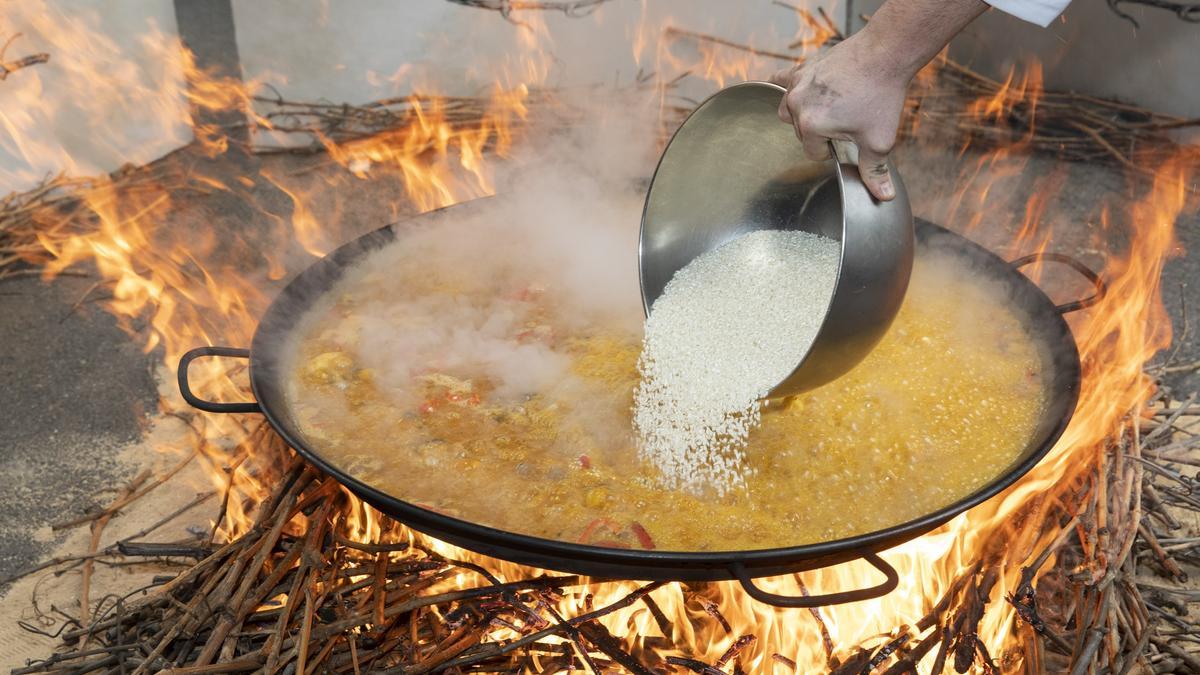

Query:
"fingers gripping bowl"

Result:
[[639, 81, 915, 398], [179, 193, 1102, 608]]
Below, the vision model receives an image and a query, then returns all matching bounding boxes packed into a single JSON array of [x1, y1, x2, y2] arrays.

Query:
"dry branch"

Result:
[[13, 389, 1197, 674], [661, 20, 1200, 182], [0, 52, 49, 80], [5, 9, 1200, 675], [0, 32, 49, 81]]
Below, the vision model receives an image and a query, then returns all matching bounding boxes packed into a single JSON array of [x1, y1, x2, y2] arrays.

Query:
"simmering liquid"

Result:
[[283, 229, 1047, 552]]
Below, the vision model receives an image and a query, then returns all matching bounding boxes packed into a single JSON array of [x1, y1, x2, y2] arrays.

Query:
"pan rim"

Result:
[[247, 196, 1081, 575]]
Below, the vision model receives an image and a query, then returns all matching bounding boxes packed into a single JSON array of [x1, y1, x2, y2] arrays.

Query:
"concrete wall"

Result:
[[851, 0, 1200, 120], [2, 0, 835, 192], [230, 0, 835, 108], [3, 0, 1195, 196]]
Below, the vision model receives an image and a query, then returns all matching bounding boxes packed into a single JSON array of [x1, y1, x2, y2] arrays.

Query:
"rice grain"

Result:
[[633, 229, 840, 495]]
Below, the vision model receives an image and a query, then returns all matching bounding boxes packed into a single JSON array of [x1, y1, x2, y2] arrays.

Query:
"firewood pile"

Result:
[[849, 373, 1200, 675], [3, 371, 1198, 674], [664, 6, 1200, 189], [4, 8, 1200, 674], [4, 7, 1198, 276]]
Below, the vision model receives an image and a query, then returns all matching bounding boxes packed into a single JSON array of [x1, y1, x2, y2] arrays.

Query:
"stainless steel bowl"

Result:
[[639, 81, 914, 398]]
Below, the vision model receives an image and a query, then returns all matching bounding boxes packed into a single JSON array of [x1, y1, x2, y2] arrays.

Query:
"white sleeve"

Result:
[[984, 0, 1071, 26]]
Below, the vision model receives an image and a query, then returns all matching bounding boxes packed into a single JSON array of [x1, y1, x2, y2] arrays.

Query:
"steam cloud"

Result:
[[297, 89, 662, 445]]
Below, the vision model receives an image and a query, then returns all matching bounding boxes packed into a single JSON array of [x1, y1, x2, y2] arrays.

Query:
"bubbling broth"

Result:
[[284, 218, 1046, 552]]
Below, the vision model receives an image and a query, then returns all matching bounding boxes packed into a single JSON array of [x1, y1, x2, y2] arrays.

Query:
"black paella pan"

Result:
[[178, 195, 1104, 608]]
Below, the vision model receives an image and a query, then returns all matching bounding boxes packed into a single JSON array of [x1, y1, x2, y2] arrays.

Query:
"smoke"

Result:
[[273, 0, 821, 456], [298, 87, 660, 439]]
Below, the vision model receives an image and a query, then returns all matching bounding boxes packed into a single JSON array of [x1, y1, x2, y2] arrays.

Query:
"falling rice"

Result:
[[633, 229, 841, 495]]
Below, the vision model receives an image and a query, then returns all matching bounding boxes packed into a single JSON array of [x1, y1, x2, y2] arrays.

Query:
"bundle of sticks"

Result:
[[8, 363, 1199, 674], [0, 162, 213, 280], [664, 6, 1200, 182], [248, 77, 694, 157], [243, 12, 1200, 185], [5, 7, 1197, 279], [0, 173, 127, 279], [906, 56, 1200, 171], [250, 90, 550, 155], [5, 10, 1200, 674], [9, 434, 759, 675]]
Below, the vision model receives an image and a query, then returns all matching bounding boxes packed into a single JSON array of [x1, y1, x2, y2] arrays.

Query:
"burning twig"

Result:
[[664, 655, 728, 675], [5, 7, 1200, 673], [716, 634, 757, 670], [13, 456, 683, 674], [8, 336, 1200, 675], [797, 576, 836, 665], [0, 52, 49, 81], [0, 33, 49, 81], [691, 592, 733, 633]]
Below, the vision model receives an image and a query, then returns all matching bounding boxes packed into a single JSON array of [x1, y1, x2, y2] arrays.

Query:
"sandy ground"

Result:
[[0, 373, 218, 668]]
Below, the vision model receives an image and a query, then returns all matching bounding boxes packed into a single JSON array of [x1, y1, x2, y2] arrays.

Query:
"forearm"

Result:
[[858, 0, 989, 80]]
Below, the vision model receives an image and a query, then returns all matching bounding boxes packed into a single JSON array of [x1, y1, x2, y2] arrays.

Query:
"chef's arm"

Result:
[[771, 0, 1070, 201]]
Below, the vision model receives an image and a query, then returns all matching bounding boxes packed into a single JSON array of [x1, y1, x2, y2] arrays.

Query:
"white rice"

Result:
[[633, 229, 841, 495]]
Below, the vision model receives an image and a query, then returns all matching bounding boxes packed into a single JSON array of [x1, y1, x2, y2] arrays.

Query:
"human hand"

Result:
[[769, 33, 908, 201]]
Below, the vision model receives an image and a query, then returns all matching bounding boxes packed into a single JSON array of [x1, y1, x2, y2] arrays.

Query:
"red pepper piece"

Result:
[[578, 454, 591, 469], [630, 522, 655, 550], [467, 393, 481, 406], [578, 517, 623, 544], [419, 400, 438, 414]]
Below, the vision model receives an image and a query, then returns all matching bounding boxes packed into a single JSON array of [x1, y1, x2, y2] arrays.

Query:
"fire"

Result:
[[968, 62, 1044, 132], [5, 3, 1196, 673], [0, 6, 190, 190]]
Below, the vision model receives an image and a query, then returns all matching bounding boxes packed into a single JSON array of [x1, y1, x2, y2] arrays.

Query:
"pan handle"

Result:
[[178, 346, 262, 414], [730, 552, 899, 608], [1011, 252, 1106, 314]]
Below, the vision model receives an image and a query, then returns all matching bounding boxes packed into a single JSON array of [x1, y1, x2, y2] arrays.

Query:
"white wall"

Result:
[[0, 0, 188, 194]]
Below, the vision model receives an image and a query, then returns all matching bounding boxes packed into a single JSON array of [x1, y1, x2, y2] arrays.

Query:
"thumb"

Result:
[[767, 66, 795, 88], [769, 68, 795, 124], [856, 147, 896, 202]]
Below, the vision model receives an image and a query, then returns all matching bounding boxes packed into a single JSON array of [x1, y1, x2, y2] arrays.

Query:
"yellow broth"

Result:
[[283, 242, 1047, 552]]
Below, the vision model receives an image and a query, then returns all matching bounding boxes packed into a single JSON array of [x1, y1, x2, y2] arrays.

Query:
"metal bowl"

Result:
[[639, 81, 915, 397]]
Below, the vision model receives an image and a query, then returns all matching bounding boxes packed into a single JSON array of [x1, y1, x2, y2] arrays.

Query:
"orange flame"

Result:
[[968, 61, 1044, 134], [5, 4, 1196, 673]]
